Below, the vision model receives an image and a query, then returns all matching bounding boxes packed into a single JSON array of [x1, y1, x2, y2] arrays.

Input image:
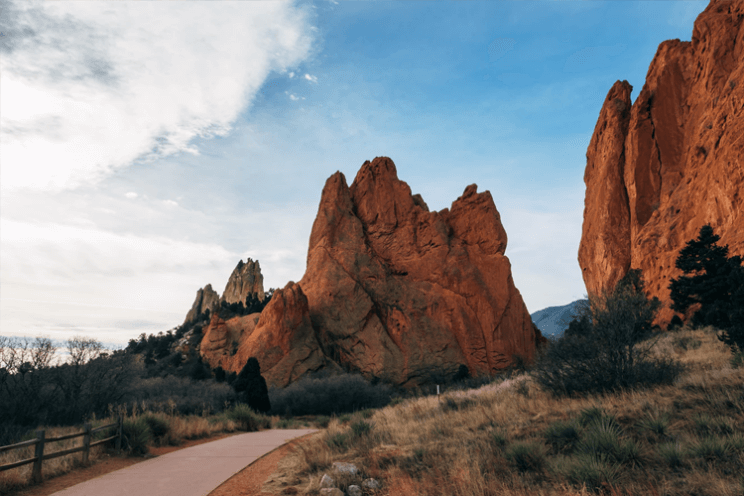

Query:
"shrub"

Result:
[[690, 436, 730, 461], [658, 441, 685, 468], [142, 413, 170, 445], [544, 420, 581, 452], [225, 403, 270, 431], [562, 454, 623, 491], [325, 432, 351, 451], [637, 410, 671, 439], [505, 442, 547, 473], [577, 416, 623, 461], [121, 417, 151, 455], [535, 270, 682, 396], [350, 419, 372, 437], [268, 372, 393, 416], [490, 430, 508, 450]]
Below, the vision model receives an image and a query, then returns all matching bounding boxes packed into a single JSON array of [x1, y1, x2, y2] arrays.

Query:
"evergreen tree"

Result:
[[669, 225, 743, 330], [232, 357, 271, 413]]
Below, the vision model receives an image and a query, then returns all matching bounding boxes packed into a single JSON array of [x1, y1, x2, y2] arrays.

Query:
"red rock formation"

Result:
[[202, 157, 541, 388], [183, 284, 220, 325], [580, 0, 744, 325], [202, 283, 330, 385], [222, 259, 265, 304]]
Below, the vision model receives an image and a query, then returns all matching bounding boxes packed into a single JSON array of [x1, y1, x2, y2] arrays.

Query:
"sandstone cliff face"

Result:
[[183, 284, 220, 325], [580, 0, 744, 325], [222, 259, 265, 304], [202, 157, 541, 388]]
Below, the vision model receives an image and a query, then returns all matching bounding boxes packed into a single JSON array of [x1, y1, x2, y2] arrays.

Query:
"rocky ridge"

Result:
[[579, 0, 744, 325]]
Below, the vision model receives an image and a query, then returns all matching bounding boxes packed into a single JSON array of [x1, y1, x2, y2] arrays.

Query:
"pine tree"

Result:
[[232, 357, 271, 413], [669, 224, 744, 352], [669, 225, 738, 329]]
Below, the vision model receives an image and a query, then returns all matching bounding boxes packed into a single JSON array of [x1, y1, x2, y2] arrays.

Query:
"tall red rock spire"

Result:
[[580, 0, 744, 325]]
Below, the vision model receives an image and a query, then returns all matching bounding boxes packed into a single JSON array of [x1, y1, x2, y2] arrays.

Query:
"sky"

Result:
[[0, 0, 708, 348]]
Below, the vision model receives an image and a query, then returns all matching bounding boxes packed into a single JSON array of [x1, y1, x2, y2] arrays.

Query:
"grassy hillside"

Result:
[[272, 326, 744, 495]]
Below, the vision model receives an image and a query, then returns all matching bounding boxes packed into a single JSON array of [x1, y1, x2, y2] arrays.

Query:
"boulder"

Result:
[[579, 0, 744, 326], [222, 259, 265, 305], [320, 474, 335, 489], [362, 478, 381, 490], [183, 284, 220, 325]]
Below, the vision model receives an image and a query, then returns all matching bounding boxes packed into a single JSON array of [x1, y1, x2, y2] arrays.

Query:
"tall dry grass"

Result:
[[0, 423, 111, 495], [276, 327, 744, 496]]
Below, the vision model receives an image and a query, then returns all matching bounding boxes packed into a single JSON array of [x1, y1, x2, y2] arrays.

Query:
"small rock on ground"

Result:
[[320, 474, 335, 488], [319, 489, 344, 496]]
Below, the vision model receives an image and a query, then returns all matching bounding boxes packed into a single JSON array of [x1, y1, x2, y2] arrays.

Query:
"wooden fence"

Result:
[[0, 417, 123, 483]]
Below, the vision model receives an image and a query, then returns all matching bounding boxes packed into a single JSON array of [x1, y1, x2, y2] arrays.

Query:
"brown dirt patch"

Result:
[[9, 432, 239, 496], [208, 433, 317, 496]]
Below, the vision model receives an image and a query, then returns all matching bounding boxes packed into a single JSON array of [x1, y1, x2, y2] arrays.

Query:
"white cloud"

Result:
[[289, 71, 295, 78], [125, 192, 138, 199], [0, 0, 315, 192], [304, 73, 318, 83], [162, 199, 178, 208]]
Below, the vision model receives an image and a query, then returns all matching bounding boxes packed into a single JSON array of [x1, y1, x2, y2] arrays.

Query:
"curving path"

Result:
[[50, 429, 317, 496]]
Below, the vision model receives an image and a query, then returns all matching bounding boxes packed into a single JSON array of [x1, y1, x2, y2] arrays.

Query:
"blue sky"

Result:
[[0, 0, 707, 346]]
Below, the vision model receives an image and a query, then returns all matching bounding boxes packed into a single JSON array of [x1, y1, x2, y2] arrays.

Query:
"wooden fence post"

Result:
[[32, 430, 45, 483], [115, 416, 123, 453], [82, 423, 91, 465]]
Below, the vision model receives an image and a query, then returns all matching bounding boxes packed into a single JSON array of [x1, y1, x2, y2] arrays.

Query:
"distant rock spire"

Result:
[[221, 258, 265, 305], [183, 284, 220, 325]]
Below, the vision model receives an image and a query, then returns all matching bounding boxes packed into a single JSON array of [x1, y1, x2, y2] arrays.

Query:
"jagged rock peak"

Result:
[[221, 258, 265, 304], [183, 284, 220, 325], [579, 0, 744, 326]]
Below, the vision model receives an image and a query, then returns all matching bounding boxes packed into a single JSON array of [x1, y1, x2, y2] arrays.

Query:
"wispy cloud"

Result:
[[0, 0, 315, 192], [304, 73, 318, 83]]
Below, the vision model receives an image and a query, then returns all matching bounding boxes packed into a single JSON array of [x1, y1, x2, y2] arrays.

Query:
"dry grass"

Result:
[[276, 327, 744, 496], [0, 424, 110, 495]]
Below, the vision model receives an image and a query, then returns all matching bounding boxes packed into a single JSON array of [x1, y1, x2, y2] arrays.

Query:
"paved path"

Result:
[[51, 429, 317, 496]]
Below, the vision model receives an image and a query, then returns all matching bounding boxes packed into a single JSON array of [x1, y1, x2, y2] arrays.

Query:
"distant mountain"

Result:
[[531, 299, 587, 338]]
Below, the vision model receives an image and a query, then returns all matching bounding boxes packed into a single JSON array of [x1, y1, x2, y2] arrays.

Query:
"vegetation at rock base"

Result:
[[271, 326, 743, 496], [534, 269, 682, 396], [670, 225, 744, 355]]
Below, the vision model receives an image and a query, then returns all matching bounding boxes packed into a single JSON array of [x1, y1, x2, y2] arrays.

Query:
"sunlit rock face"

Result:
[[580, 0, 744, 326], [201, 157, 542, 388]]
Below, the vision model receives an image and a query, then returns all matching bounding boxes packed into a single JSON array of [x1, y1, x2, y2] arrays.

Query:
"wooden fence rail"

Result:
[[0, 417, 123, 483]]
